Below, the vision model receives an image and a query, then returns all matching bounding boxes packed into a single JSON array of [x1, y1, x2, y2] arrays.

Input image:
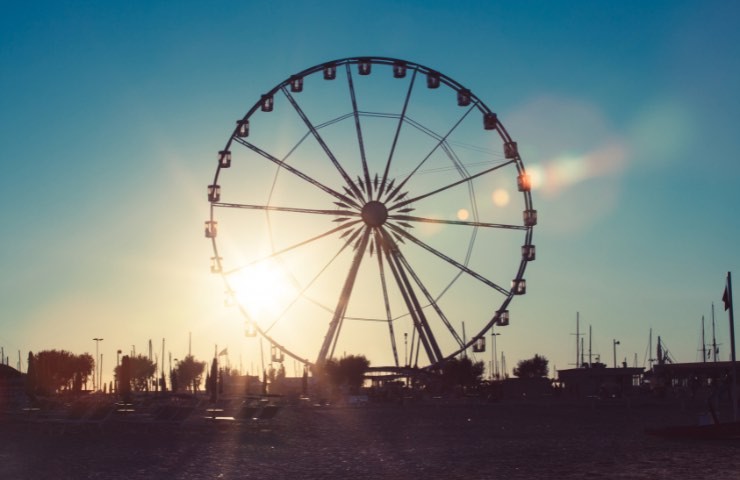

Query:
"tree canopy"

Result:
[[114, 355, 156, 392], [441, 356, 485, 388], [176, 355, 206, 393], [513, 354, 549, 378], [28, 350, 93, 394], [320, 355, 370, 393]]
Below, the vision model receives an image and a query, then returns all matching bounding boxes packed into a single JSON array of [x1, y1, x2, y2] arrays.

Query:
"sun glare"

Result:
[[228, 260, 296, 319]]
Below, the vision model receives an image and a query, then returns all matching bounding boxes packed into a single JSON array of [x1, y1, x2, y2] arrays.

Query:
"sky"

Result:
[[1, 1, 739, 384]]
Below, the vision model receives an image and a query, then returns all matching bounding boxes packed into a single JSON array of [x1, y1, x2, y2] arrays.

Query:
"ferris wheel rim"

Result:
[[207, 56, 535, 370]]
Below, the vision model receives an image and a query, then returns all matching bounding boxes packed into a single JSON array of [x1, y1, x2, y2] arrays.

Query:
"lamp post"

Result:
[[404, 333, 408, 367], [491, 330, 501, 379], [92, 338, 103, 391], [613, 339, 620, 368]]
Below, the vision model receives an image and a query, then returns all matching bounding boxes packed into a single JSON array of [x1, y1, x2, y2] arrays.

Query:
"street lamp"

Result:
[[93, 338, 103, 391], [491, 330, 501, 379], [613, 339, 620, 368]]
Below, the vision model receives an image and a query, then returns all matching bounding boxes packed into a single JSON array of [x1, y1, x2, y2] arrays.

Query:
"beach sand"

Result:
[[2, 400, 739, 479]]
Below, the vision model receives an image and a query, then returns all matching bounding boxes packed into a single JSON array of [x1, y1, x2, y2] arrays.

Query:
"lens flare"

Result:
[[492, 189, 510, 207], [457, 208, 470, 220]]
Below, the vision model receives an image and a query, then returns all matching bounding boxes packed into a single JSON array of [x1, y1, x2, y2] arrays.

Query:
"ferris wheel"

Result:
[[206, 57, 536, 372]]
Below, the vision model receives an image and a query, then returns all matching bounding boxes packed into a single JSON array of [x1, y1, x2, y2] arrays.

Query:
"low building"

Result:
[[0, 364, 25, 410], [649, 360, 738, 396], [558, 365, 644, 398]]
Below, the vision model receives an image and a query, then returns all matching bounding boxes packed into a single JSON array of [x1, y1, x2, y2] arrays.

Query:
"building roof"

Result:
[[557, 367, 644, 379], [652, 361, 736, 375], [0, 364, 21, 380]]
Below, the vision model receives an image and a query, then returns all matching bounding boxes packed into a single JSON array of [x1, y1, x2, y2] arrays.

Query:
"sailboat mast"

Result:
[[576, 312, 580, 367], [702, 315, 707, 363], [712, 302, 718, 362], [589, 324, 593, 367], [725, 272, 736, 422]]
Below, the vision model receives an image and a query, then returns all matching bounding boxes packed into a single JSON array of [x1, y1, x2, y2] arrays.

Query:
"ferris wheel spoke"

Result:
[[388, 214, 527, 231], [281, 86, 366, 202], [390, 159, 516, 210], [379, 68, 418, 199], [223, 220, 362, 276], [385, 103, 477, 201], [213, 202, 360, 218], [345, 64, 373, 198], [387, 223, 510, 296], [233, 137, 361, 209], [379, 230, 444, 365], [373, 229, 400, 367], [262, 230, 357, 335], [317, 227, 372, 364], [387, 232, 465, 349]]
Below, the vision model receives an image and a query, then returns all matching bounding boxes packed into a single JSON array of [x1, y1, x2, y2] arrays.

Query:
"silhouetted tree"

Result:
[[176, 355, 206, 394], [114, 355, 156, 392], [119, 355, 132, 402], [339, 355, 370, 392], [209, 358, 218, 402], [321, 359, 341, 388], [25, 351, 36, 399], [170, 369, 179, 393], [513, 354, 549, 378], [33, 350, 94, 394], [320, 355, 370, 394], [441, 356, 485, 389]]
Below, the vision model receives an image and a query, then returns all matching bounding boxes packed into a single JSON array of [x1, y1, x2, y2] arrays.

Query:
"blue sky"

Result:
[[1, 1, 739, 381]]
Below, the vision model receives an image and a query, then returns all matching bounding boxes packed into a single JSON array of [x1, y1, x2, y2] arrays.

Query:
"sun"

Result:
[[227, 259, 296, 320]]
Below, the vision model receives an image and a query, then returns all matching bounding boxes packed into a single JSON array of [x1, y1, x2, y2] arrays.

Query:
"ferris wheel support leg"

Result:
[[374, 231, 400, 367], [381, 232, 443, 366], [316, 228, 372, 365]]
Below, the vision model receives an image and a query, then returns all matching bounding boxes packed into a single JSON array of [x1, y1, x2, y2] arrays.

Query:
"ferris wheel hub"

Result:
[[361, 200, 388, 227]]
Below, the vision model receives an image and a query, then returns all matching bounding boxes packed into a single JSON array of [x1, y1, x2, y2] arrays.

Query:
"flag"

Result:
[[218, 347, 228, 356], [723, 286, 731, 311]]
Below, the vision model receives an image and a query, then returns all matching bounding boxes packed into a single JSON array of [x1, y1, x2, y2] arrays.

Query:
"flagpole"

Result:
[[725, 271, 737, 422]]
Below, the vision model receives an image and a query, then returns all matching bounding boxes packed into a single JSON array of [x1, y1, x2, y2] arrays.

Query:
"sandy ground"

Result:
[[2, 399, 740, 479]]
